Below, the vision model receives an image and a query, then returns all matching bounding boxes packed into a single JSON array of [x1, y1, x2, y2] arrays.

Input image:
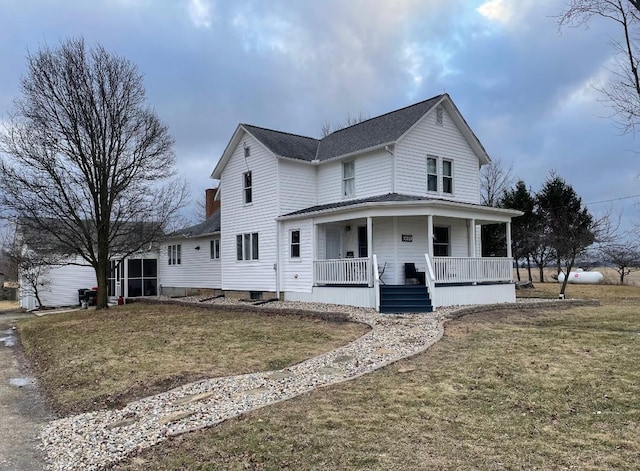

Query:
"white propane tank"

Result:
[[557, 271, 604, 284]]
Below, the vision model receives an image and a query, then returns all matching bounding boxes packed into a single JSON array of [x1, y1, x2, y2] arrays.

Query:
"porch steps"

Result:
[[379, 285, 432, 313]]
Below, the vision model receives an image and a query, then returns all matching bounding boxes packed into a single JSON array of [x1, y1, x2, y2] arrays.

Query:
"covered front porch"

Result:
[[278, 197, 521, 310]]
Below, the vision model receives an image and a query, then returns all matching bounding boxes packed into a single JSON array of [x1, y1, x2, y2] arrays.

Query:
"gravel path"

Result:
[[40, 299, 451, 470]]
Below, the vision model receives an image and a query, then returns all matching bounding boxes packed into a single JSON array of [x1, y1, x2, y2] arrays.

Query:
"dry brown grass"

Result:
[[515, 267, 640, 286], [119, 287, 640, 470], [0, 300, 19, 311], [17, 302, 368, 414]]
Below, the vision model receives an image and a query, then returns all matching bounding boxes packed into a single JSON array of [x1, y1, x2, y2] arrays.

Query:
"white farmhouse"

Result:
[[210, 93, 521, 312]]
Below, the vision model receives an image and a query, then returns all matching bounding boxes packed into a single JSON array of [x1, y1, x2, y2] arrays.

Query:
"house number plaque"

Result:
[[401, 234, 413, 242]]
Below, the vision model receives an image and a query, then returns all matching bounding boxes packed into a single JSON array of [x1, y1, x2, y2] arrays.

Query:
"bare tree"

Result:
[[600, 239, 640, 283], [321, 112, 369, 137], [480, 157, 514, 207], [559, 0, 640, 132], [0, 38, 187, 309]]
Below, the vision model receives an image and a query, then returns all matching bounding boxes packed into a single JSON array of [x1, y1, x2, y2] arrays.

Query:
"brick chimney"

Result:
[[205, 187, 220, 219]]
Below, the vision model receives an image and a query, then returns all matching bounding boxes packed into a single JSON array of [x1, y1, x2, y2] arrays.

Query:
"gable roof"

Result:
[[212, 93, 489, 178], [242, 125, 318, 161]]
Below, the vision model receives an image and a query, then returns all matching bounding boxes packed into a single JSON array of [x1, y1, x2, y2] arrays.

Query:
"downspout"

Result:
[[385, 145, 395, 193], [275, 220, 281, 299]]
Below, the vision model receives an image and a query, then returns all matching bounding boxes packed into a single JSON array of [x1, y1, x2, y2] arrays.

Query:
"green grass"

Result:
[[17, 302, 368, 414], [118, 290, 640, 470]]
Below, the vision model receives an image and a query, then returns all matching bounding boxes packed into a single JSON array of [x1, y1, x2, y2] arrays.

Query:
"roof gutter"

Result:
[[276, 199, 523, 221]]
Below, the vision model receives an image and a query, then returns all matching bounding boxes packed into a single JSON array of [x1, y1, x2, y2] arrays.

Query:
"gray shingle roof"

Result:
[[168, 209, 220, 238], [241, 94, 444, 163], [242, 125, 319, 161], [280, 193, 436, 217], [316, 95, 443, 160]]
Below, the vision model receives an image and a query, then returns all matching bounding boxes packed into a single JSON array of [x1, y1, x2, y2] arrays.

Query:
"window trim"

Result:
[[427, 156, 438, 192], [290, 229, 301, 259], [442, 159, 453, 194], [433, 226, 450, 257], [168, 244, 181, 265], [210, 238, 220, 260], [243, 171, 252, 204], [342, 160, 355, 198], [236, 232, 259, 261]]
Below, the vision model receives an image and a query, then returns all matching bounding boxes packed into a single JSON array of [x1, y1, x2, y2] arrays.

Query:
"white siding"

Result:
[[280, 220, 314, 293], [19, 257, 96, 310], [317, 149, 392, 205], [219, 132, 279, 292], [278, 159, 317, 214], [432, 283, 515, 308], [395, 106, 481, 204], [158, 237, 221, 290]]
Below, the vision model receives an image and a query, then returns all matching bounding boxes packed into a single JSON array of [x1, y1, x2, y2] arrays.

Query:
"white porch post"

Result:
[[467, 218, 476, 258], [427, 215, 434, 259], [313, 223, 319, 286], [367, 216, 373, 287], [506, 221, 512, 259]]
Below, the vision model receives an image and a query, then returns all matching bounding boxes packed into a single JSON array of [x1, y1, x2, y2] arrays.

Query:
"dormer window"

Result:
[[436, 105, 444, 125], [342, 161, 355, 198], [243, 171, 252, 204]]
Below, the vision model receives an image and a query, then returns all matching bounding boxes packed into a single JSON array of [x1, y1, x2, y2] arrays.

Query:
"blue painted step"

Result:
[[379, 285, 433, 313]]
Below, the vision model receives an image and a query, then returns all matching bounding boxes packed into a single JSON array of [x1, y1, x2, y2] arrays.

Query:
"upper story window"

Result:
[[342, 161, 355, 197], [244, 145, 250, 158], [427, 157, 438, 192], [210, 239, 220, 260], [168, 244, 181, 265], [426, 156, 454, 195], [290, 230, 300, 258], [236, 233, 259, 260], [243, 171, 252, 204], [436, 105, 444, 125], [443, 160, 453, 194], [433, 227, 450, 256]]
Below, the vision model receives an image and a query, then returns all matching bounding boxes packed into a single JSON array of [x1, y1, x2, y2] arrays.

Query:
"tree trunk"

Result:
[[560, 259, 574, 297], [539, 264, 545, 283], [95, 228, 110, 310], [526, 256, 533, 282], [515, 257, 521, 282]]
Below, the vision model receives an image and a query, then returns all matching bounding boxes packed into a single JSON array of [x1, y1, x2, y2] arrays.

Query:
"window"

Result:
[[436, 105, 444, 125], [342, 161, 355, 197], [443, 160, 453, 194], [243, 171, 252, 204], [244, 145, 250, 158], [433, 227, 450, 256], [427, 156, 438, 192], [127, 258, 157, 297], [236, 233, 259, 260], [210, 239, 220, 259], [290, 230, 300, 258], [168, 244, 181, 265]]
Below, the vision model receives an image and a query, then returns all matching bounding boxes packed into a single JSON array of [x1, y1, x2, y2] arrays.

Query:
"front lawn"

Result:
[[17, 302, 368, 415], [119, 289, 640, 470]]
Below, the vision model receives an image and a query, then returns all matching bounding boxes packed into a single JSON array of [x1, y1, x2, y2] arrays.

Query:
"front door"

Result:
[[326, 227, 341, 259], [357, 226, 368, 258]]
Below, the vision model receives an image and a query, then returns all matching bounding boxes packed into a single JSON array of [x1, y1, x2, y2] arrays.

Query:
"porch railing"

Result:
[[314, 257, 371, 286], [433, 257, 513, 284]]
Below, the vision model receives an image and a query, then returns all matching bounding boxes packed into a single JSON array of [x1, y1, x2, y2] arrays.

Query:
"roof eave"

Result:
[[277, 198, 523, 221]]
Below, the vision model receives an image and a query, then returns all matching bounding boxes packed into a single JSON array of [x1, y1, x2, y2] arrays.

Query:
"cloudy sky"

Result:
[[1, 0, 639, 226]]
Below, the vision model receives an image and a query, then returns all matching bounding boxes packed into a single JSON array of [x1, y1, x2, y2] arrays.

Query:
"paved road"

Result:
[[0, 310, 52, 471]]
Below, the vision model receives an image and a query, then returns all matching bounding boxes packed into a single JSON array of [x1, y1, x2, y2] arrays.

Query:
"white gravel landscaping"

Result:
[[39, 298, 452, 470]]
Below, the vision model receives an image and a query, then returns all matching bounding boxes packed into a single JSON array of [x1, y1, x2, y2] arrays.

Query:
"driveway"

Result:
[[0, 308, 52, 471]]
